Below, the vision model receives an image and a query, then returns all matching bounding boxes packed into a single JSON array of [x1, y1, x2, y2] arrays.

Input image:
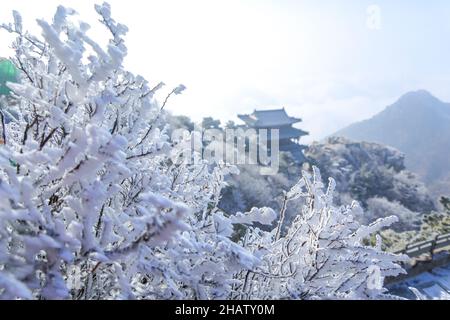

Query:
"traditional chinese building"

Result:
[[237, 108, 308, 162]]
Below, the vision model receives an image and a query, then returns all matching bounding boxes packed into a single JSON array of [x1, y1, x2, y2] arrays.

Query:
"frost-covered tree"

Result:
[[0, 3, 406, 300], [201, 117, 221, 130], [0, 3, 257, 300], [366, 198, 421, 232], [372, 197, 450, 252], [230, 167, 407, 299], [219, 152, 302, 220]]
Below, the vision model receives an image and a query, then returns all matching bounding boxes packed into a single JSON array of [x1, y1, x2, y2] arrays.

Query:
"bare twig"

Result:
[[0, 111, 6, 145]]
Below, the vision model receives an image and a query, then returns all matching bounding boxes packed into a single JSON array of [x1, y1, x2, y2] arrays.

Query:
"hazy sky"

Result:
[[1, 0, 450, 142]]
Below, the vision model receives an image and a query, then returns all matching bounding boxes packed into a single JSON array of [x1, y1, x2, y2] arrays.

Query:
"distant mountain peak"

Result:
[[333, 90, 450, 186], [395, 90, 443, 107], [401, 89, 433, 98]]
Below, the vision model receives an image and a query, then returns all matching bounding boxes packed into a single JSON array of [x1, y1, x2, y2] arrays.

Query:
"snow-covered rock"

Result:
[[306, 137, 436, 231]]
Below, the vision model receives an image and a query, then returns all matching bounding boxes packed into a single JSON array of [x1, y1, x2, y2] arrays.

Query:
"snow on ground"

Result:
[[389, 263, 450, 299]]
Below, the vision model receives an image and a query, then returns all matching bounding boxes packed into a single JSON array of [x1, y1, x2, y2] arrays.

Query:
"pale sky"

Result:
[[2, 0, 450, 142]]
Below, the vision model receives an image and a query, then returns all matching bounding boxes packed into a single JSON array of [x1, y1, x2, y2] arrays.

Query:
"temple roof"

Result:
[[263, 126, 308, 140], [277, 126, 308, 139], [238, 108, 302, 128]]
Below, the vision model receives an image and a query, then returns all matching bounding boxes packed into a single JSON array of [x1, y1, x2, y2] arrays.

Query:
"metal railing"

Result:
[[394, 233, 450, 258]]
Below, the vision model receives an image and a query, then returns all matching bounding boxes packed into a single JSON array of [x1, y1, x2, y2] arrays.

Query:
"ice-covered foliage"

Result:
[[0, 3, 256, 300], [219, 152, 301, 222], [366, 198, 421, 232], [231, 167, 407, 299], [0, 3, 405, 300]]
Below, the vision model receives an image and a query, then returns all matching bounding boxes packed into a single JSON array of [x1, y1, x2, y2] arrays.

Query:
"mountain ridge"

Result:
[[333, 90, 450, 194]]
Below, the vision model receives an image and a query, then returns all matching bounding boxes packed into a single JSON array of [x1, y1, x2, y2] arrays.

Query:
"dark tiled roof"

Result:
[[238, 108, 302, 127], [277, 126, 308, 139]]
